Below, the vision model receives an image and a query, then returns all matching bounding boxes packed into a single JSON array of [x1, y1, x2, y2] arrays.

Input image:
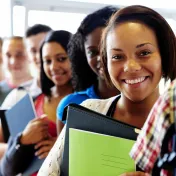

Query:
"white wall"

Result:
[[3, 0, 176, 36]]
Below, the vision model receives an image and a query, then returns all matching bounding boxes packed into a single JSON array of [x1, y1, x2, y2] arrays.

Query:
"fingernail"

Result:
[[41, 114, 47, 118]]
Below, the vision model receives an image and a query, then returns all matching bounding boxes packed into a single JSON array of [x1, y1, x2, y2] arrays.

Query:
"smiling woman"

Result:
[[105, 21, 162, 104], [42, 42, 71, 87], [38, 5, 176, 176], [55, 6, 120, 134]]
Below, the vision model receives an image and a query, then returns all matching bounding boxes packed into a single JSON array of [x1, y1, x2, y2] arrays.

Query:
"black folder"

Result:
[[61, 103, 139, 176], [0, 109, 9, 143]]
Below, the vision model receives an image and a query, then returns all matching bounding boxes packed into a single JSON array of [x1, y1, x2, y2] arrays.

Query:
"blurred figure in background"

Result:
[[0, 37, 5, 82], [0, 30, 73, 176], [0, 36, 32, 105], [25, 24, 52, 87], [1, 24, 52, 108]]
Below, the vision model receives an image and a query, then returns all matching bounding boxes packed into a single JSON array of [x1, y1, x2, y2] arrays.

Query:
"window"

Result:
[[166, 18, 176, 34], [13, 6, 26, 36], [65, 0, 176, 9], [28, 10, 86, 33], [0, 0, 12, 37]]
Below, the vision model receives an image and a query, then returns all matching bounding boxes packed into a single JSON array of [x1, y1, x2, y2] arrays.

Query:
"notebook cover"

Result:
[[61, 103, 139, 176], [5, 94, 37, 137], [69, 128, 136, 176], [4, 93, 44, 175]]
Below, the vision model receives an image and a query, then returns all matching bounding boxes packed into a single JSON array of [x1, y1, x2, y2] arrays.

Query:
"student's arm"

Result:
[[0, 117, 49, 175], [38, 126, 66, 176], [130, 87, 172, 173], [0, 134, 34, 176]]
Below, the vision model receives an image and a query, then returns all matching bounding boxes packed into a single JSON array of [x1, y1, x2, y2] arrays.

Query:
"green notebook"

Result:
[[69, 128, 135, 176]]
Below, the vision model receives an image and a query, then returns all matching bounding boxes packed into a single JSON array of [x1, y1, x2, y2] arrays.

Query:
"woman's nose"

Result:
[[124, 59, 141, 72], [50, 60, 58, 70]]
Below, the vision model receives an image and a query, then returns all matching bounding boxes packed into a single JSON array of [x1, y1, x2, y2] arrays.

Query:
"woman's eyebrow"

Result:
[[136, 43, 152, 48], [111, 48, 123, 52]]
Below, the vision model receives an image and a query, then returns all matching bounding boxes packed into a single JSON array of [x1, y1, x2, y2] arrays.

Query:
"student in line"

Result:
[[0, 24, 52, 159], [1, 24, 52, 109], [38, 5, 176, 176], [0, 37, 5, 82], [0, 30, 73, 176], [0, 36, 33, 105], [130, 80, 176, 175], [57, 6, 120, 134]]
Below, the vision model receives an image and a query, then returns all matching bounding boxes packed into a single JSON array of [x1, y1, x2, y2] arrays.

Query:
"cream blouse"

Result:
[[37, 96, 117, 176]]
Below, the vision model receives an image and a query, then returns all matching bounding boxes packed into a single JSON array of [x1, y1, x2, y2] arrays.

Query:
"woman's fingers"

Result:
[[120, 172, 150, 176]]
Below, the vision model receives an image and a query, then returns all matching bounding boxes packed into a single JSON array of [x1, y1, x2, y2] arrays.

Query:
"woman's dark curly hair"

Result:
[[68, 6, 118, 91], [40, 30, 72, 97]]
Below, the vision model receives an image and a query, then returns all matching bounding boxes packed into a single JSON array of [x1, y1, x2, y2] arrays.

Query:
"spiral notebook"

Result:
[[60, 103, 140, 176]]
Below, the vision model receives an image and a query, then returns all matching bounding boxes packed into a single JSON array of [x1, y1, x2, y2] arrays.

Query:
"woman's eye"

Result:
[[88, 50, 99, 58], [112, 55, 123, 60], [139, 50, 151, 57], [44, 60, 51, 64], [57, 57, 68, 62]]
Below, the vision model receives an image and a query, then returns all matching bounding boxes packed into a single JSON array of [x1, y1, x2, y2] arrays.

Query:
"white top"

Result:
[[1, 79, 41, 109], [37, 96, 117, 176]]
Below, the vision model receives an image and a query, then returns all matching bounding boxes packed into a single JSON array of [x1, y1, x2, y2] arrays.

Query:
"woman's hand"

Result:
[[20, 116, 49, 145], [120, 172, 150, 176], [34, 135, 57, 159]]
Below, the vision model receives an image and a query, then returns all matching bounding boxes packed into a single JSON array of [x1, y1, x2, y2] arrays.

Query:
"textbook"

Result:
[[61, 103, 139, 176], [4, 93, 44, 176], [69, 128, 135, 176]]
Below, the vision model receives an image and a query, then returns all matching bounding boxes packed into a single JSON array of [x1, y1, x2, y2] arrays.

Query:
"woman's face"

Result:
[[84, 27, 104, 79], [106, 21, 162, 102], [42, 42, 72, 86]]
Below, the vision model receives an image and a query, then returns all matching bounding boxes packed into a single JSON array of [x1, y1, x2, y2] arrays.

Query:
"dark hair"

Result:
[[68, 6, 118, 91], [40, 30, 72, 97], [101, 5, 176, 86], [25, 24, 52, 38]]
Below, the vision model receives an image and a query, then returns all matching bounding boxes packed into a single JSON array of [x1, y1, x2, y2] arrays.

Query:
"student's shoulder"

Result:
[[60, 92, 89, 106], [81, 96, 117, 114], [1, 88, 27, 109], [0, 80, 10, 89], [57, 93, 90, 121]]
